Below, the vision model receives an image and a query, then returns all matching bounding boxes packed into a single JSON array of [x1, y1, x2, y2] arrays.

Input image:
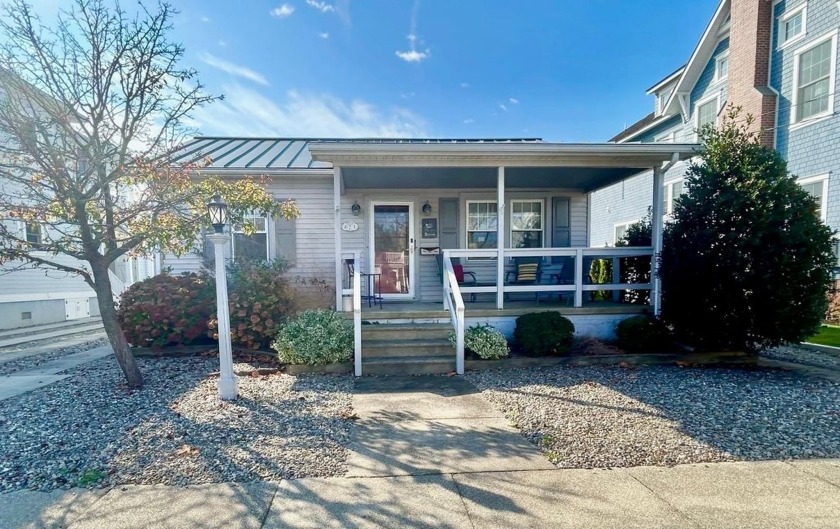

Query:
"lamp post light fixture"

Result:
[[206, 194, 237, 400]]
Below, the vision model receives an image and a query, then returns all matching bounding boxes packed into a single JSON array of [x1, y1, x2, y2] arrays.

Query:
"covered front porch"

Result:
[[308, 140, 697, 375]]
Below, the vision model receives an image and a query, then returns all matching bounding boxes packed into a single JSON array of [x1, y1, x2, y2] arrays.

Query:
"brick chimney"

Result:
[[728, 0, 777, 147]]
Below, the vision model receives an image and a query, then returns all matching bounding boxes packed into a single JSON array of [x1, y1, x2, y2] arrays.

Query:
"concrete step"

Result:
[[0, 317, 102, 340], [0, 322, 105, 349], [361, 323, 452, 341], [362, 355, 456, 375], [362, 339, 454, 358]]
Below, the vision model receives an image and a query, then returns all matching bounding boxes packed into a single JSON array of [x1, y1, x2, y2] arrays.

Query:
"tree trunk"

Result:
[[92, 265, 144, 388]]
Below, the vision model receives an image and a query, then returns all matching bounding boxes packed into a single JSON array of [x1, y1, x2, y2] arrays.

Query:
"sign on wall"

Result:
[[421, 218, 438, 239]]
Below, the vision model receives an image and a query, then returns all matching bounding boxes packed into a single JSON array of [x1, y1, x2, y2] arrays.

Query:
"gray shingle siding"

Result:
[[772, 0, 840, 232]]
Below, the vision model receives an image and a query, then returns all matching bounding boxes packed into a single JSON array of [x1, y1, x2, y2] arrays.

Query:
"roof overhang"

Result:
[[645, 66, 686, 95], [309, 142, 699, 192]]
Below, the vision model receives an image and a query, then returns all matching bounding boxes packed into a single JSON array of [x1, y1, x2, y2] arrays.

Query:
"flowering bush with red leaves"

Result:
[[208, 260, 297, 350], [117, 272, 216, 347]]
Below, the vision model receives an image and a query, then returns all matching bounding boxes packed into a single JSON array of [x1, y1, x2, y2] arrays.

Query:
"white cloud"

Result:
[[499, 104, 508, 112], [191, 84, 429, 138], [218, 40, 227, 47], [306, 0, 335, 13], [199, 53, 269, 86], [509, 97, 519, 104], [463, 118, 474, 124], [396, 49, 429, 63], [400, 92, 416, 99], [201, 16, 210, 22], [270, 4, 295, 18], [460, 82, 470, 88], [318, 32, 330, 39]]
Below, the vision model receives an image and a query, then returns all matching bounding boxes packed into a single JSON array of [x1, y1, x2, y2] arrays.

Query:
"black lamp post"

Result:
[[207, 194, 228, 233]]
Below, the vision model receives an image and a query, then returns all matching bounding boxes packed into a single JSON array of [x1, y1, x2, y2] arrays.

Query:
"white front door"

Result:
[[369, 202, 415, 299]]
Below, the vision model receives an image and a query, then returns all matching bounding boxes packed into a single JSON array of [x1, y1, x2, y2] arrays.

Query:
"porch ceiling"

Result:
[[310, 142, 700, 193], [341, 166, 642, 191]]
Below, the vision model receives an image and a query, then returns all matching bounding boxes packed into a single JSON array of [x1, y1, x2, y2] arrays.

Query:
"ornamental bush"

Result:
[[513, 312, 575, 356], [208, 260, 297, 350], [117, 272, 216, 348], [615, 314, 672, 353], [616, 211, 652, 305], [272, 309, 353, 365], [660, 107, 834, 352], [451, 323, 510, 360]]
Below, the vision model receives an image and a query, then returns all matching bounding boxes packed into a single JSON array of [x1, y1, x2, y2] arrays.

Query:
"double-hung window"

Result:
[[233, 212, 269, 261], [663, 180, 685, 217], [25, 222, 42, 244], [793, 33, 837, 124], [778, 4, 806, 49], [696, 96, 719, 133], [466, 201, 498, 250], [614, 220, 638, 246], [798, 174, 829, 221], [510, 200, 544, 248]]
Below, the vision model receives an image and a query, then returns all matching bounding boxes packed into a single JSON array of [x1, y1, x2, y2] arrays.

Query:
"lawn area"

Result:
[[807, 325, 840, 347]]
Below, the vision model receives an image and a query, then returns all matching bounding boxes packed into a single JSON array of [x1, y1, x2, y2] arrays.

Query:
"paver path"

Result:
[[345, 375, 555, 477]]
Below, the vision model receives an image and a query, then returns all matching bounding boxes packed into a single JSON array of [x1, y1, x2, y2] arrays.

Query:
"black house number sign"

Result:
[[422, 218, 438, 238]]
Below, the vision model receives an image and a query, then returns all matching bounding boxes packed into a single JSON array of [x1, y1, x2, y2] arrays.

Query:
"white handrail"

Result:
[[108, 269, 127, 302], [352, 251, 361, 377], [442, 250, 465, 374]]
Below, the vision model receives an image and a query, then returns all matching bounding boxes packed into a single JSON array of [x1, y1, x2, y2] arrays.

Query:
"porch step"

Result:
[[361, 323, 452, 341], [362, 338, 454, 358], [362, 355, 456, 375]]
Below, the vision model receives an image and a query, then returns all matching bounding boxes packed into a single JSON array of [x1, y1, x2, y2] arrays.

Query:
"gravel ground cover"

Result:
[[466, 365, 840, 469], [762, 344, 840, 371], [0, 356, 353, 492], [0, 338, 109, 376]]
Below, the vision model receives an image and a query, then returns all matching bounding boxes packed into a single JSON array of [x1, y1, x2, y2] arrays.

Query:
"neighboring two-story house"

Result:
[[591, 0, 839, 250]]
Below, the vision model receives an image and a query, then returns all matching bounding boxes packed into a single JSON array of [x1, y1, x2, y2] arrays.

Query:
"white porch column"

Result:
[[496, 166, 506, 309], [334, 166, 343, 311], [650, 165, 665, 316]]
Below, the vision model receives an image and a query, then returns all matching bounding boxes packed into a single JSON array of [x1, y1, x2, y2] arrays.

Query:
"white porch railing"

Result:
[[341, 251, 362, 376], [441, 254, 466, 374], [443, 246, 654, 373], [108, 269, 128, 303]]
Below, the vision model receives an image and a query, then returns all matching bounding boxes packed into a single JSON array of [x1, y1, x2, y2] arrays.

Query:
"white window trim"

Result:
[[465, 200, 498, 259], [613, 219, 639, 246], [232, 212, 271, 261], [790, 30, 838, 126], [509, 199, 545, 249], [776, 3, 808, 51], [798, 173, 829, 221], [694, 92, 722, 140], [714, 50, 730, 83], [663, 179, 685, 217]]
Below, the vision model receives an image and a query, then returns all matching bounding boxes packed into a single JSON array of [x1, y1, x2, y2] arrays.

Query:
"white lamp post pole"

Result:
[[206, 193, 237, 400]]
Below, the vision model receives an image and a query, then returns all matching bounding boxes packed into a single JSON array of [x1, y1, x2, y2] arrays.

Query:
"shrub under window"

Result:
[[513, 312, 575, 356], [452, 323, 510, 360]]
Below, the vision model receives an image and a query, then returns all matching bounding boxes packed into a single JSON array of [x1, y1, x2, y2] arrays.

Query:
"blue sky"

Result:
[[170, 1, 717, 141]]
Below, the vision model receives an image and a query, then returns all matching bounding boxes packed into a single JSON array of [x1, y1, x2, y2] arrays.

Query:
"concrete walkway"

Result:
[[2, 375, 840, 528], [0, 346, 112, 401]]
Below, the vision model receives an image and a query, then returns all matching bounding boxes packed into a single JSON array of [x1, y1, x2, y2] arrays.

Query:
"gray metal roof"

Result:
[[170, 137, 544, 170]]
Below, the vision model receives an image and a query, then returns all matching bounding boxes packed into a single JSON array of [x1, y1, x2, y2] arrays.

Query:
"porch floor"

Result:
[[360, 300, 648, 319]]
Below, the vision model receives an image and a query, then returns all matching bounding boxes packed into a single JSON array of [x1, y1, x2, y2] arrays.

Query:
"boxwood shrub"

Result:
[[615, 314, 672, 353], [514, 312, 575, 356], [117, 272, 216, 348], [272, 309, 353, 365], [451, 323, 510, 360]]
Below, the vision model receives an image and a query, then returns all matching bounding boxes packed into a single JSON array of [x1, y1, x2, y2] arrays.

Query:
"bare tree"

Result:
[[0, 0, 296, 387]]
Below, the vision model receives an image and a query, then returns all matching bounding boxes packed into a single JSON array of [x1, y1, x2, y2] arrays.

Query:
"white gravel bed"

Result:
[[0, 338, 109, 376], [0, 356, 353, 492], [466, 365, 840, 469], [762, 344, 840, 371]]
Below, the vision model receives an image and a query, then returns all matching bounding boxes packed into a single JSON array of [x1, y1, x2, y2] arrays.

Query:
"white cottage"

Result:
[[166, 137, 696, 375]]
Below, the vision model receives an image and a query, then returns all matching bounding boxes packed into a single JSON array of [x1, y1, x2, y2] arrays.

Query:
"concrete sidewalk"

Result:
[[0, 346, 112, 401], [2, 460, 839, 529]]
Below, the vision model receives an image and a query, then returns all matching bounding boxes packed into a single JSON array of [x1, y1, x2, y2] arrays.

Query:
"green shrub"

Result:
[[209, 260, 297, 350], [661, 107, 834, 352], [451, 323, 510, 360], [513, 312, 575, 356], [616, 212, 652, 305], [588, 258, 612, 301], [272, 309, 353, 365], [117, 272, 216, 347], [615, 314, 672, 353]]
